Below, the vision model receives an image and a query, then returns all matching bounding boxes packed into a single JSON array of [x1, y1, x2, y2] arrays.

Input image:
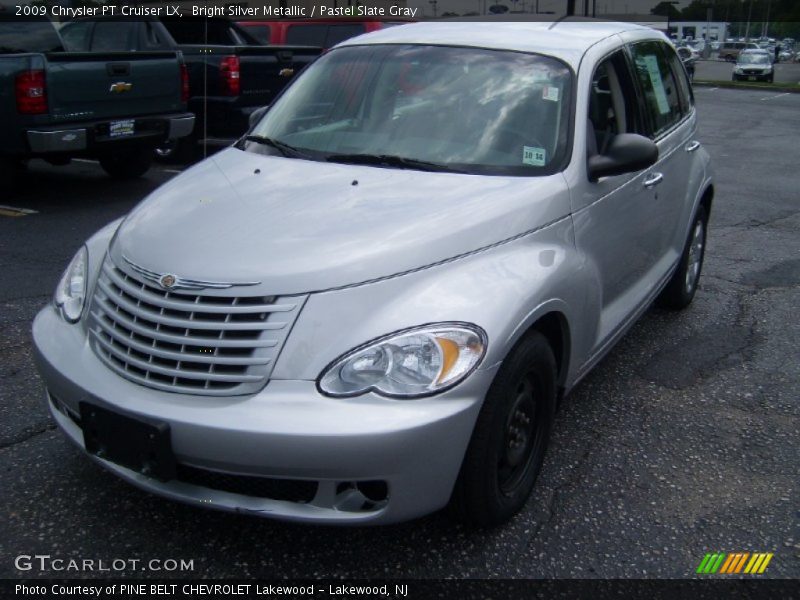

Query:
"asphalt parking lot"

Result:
[[1, 88, 798, 580]]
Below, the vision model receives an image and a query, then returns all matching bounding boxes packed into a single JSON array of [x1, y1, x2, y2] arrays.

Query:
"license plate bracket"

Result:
[[80, 402, 176, 481], [109, 119, 135, 138]]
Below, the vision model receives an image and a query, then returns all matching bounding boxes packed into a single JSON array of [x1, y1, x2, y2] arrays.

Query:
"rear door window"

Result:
[[325, 24, 367, 47], [286, 24, 327, 47], [629, 41, 684, 138], [91, 21, 137, 51]]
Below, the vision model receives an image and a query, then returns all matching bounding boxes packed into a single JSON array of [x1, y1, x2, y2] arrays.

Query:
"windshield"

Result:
[[738, 53, 771, 65], [248, 44, 573, 176]]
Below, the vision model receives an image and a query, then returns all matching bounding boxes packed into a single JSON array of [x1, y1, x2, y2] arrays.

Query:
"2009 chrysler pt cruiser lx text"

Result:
[[33, 21, 713, 526]]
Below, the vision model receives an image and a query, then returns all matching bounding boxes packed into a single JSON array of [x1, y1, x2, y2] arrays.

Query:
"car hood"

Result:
[[111, 148, 571, 295]]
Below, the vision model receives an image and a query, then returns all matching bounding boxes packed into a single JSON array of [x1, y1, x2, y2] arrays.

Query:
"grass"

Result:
[[693, 79, 800, 93]]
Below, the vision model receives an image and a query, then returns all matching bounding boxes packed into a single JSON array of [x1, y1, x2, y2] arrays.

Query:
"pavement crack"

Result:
[[0, 422, 57, 451]]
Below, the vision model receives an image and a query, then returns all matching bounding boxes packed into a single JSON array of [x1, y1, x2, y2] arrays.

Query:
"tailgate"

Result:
[[236, 45, 321, 105], [44, 52, 184, 121]]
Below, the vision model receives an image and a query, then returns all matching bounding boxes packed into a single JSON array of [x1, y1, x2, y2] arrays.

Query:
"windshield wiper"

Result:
[[326, 153, 463, 173], [241, 135, 309, 159]]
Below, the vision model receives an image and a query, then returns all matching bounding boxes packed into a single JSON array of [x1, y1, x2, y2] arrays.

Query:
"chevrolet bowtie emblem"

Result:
[[109, 82, 133, 93], [279, 68, 294, 78]]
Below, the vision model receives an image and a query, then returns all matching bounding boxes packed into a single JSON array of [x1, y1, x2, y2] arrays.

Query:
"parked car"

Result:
[[33, 21, 713, 526], [733, 50, 775, 82], [59, 17, 321, 161], [676, 46, 697, 80], [237, 18, 411, 49], [718, 41, 760, 61], [0, 15, 193, 189]]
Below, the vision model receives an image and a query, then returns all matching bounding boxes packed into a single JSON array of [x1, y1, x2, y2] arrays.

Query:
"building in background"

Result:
[[669, 20, 728, 42]]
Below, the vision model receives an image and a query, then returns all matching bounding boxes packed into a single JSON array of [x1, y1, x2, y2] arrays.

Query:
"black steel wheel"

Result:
[[450, 331, 557, 527]]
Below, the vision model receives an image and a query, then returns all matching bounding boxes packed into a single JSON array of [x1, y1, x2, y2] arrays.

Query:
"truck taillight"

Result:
[[219, 56, 240, 97], [180, 64, 190, 103], [15, 70, 48, 115]]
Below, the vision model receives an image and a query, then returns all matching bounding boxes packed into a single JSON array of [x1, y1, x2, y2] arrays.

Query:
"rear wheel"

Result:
[[658, 205, 708, 310], [99, 148, 153, 179], [0, 157, 24, 194], [450, 331, 557, 527]]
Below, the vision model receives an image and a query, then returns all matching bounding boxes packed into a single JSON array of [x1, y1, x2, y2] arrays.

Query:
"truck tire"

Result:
[[450, 331, 557, 527], [1, 158, 23, 194], [99, 149, 153, 179]]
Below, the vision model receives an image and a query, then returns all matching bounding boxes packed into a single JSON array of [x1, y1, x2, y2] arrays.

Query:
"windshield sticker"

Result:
[[523, 146, 546, 166], [542, 85, 560, 102], [642, 55, 671, 115]]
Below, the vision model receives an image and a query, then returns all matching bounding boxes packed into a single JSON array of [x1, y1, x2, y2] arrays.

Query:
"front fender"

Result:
[[272, 216, 594, 390]]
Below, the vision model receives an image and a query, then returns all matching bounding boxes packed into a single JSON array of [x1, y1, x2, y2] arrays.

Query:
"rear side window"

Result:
[[243, 25, 271, 44], [664, 44, 694, 114], [91, 22, 136, 51], [325, 24, 367, 47], [629, 41, 683, 138], [59, 21, 92, 52], [286, 24, 327, 47], [0, 18, 63, 53]]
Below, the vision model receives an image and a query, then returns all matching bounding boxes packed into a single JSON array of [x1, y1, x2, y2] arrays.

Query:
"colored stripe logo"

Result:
[[696, 552, 773, 574]]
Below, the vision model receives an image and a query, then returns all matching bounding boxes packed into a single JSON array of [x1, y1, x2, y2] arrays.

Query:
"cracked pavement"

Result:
[[1, 89, 798, 579]]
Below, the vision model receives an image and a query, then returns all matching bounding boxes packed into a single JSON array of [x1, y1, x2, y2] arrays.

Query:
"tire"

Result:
[[658, 205, 708, 310], [1, 157, 23, 194], [99, 148, 153, 179], [450, 331, 557, 527]]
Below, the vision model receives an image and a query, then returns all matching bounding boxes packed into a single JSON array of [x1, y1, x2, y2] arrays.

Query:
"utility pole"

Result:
[[744, 0, 753, 42]]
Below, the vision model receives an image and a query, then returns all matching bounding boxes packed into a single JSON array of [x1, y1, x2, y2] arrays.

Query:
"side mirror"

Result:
[[588, 133, 659, 182], [248, 105, 269, 129]]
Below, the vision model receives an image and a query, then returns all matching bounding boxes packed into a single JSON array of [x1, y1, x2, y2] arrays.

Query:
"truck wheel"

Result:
[[99, 149, 153, 179], [1, 158, 23, 193], [450, 331, 556, 527], [658, 206, 708, 310]]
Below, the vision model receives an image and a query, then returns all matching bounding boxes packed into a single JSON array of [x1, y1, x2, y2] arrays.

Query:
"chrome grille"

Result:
[[89, 256, 305, 396]]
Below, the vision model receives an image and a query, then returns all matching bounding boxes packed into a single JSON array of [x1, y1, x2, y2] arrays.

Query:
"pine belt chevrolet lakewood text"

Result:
[[33, 22, 713, 526]]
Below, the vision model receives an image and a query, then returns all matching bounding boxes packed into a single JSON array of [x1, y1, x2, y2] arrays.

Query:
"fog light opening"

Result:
[[333, 480, 389, 512]]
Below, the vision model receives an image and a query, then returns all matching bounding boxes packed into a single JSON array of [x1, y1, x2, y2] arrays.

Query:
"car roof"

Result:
[[336, 19, 660, 67]]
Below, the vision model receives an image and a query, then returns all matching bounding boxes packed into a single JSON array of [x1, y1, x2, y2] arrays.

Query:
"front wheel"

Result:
[[99, 148, 153, 179], [450, 331, 557, 527], [658, 205, 708, 310]]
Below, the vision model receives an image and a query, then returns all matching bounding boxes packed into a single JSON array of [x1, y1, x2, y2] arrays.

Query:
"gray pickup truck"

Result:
[[59, 17, 322, 160], [0, 16, 193, 189]]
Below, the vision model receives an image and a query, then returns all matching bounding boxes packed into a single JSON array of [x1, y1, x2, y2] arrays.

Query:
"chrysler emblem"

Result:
[[123, 256, 261, 291]]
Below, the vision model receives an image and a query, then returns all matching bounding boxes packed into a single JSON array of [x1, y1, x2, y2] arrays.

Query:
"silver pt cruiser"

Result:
[[33, 22, 713, 526]]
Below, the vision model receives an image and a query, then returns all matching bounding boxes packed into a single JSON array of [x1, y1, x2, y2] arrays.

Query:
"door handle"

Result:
[[685, 141, 701, 153], [643, 172, 664, 188]]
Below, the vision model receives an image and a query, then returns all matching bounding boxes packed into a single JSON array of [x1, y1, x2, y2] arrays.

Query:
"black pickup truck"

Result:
[[59, 17, 322, 159], [0, 16, 193, 188]]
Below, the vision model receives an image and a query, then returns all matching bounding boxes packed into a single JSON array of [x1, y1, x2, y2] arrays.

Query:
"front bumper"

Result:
[[32, 307, 496, 524], [26, 113, 195, 154]]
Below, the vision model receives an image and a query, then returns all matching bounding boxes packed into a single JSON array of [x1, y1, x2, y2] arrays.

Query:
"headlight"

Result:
[[54, 246, 88, 323], [318, 323, 487, 399]]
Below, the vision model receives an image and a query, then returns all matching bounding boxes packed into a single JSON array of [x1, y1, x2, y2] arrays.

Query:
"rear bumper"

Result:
[[26, 112, 195, 154], [32, 306, 495, 525]]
